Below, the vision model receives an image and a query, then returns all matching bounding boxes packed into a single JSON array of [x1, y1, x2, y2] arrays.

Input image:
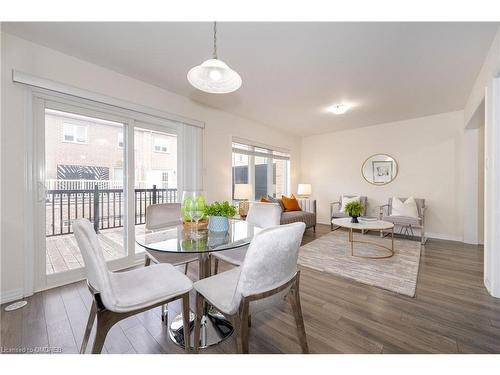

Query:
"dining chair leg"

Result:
[[161, 304, 168, 322], [80, 300, 97, 353], [91, 311, 115, 354], [213, 258, 219, 275], [231, 314, 243, 354], [144, 254, 151, 267], [289, 275, 309, 354], [184, 263, 189, 275], [193, 292, 204, 353], [239, 300, 250, 354], [181, 293, 191, 353]]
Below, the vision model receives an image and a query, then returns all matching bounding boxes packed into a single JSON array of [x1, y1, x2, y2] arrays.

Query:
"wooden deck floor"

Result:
[[46, 226, 145, 274], [2, 224, 500, 354]]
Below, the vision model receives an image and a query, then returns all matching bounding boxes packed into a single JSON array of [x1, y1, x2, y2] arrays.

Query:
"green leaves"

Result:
[[344, 201, 364, 217], [204, 201, 237, 218]]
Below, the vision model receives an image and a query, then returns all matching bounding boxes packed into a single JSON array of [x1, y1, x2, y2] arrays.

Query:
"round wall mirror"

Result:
[[361, 154, 398, 185]]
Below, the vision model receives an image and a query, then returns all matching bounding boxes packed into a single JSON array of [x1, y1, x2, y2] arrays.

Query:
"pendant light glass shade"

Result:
[[187, 58, 242, 94], [187, 22, 242, 94]]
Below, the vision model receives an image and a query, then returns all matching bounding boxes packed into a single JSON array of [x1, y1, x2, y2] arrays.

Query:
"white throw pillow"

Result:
[[340, 196, 360, 213], [391, 197, 419, 218]]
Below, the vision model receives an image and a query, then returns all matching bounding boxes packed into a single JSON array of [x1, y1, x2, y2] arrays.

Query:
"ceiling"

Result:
[[3, 22, 499, 136]]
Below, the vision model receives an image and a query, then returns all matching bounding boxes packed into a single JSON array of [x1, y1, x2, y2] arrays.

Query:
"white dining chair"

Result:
[[145, 203, 198, 321], [193, 222, 308, 354], [212, 202, 282, 274], [73, 218, 193, 353]]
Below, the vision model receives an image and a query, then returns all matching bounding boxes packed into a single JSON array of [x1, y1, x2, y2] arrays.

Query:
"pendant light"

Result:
[[187, 22, 242, 94]]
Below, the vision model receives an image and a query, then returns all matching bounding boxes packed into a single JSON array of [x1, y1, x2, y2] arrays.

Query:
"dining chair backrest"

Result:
[[73, 218, 116, 307], [145, 203, 182, 230], [228, 222, 306, 313], [246, 202, 281, 228]]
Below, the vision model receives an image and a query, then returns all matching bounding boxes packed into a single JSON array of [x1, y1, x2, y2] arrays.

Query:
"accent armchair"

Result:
[[379, 197, 427, 244], [193, 222, 308, 354], [330, 195, 368, 230]]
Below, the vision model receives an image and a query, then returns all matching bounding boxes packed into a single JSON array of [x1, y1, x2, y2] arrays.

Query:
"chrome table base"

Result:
[[167, 252, 234, 349], [168, 307, 233, 349]]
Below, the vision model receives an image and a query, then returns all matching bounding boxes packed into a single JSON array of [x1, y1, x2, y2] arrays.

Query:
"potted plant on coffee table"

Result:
[[204, 201, 237, 232], [344, 201, 364, 223]]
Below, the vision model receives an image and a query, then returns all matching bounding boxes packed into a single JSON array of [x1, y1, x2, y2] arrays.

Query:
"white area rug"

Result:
[[299, 230, 422, 297]]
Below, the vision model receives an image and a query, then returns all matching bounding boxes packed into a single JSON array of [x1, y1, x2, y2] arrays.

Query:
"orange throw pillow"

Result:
[[260, 197, 271, 203], [282, 194, 302, 211]]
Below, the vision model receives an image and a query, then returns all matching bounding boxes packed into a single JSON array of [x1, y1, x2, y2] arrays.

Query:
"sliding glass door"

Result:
[[33, 97, 182, 290], [133, 123, 179, 255]]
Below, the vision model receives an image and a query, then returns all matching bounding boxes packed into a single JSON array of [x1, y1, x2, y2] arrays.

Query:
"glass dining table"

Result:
[[135, 219, 260, 349]]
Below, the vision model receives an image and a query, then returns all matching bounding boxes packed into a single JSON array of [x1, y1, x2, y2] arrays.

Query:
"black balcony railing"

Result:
[[45, 185, 177, 237]]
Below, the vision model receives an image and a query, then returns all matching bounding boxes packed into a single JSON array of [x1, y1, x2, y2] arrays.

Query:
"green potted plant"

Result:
[[204, 201, 237, 232], [344, 201, 364, 223]]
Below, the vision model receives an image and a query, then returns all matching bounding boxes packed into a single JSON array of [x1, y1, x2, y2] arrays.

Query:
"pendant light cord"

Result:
[[213, 21, 218, 59]]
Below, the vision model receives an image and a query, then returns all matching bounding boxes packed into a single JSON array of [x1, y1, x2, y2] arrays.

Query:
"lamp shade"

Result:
[[234, 184, 253, 200], [297, 184, 312, 196], [187, 59, 242, 94]]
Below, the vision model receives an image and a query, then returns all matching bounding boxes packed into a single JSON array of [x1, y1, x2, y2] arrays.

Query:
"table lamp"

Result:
[[297, 183, 312, 198], [234, 183, 253, 217]]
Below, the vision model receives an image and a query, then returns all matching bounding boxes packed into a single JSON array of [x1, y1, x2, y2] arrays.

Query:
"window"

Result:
[[117, 133, 124, 148], [162, 171, 169, 186], [63, 123, 88, 144], [232, 141, 290, 200], [153, 137, 168, 153]]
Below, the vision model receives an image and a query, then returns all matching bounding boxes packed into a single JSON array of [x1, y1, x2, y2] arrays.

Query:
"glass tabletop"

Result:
[[135, 219, 260, 253]]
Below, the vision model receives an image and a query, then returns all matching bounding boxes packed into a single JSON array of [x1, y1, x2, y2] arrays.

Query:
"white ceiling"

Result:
[[4, 22, 499, 136]]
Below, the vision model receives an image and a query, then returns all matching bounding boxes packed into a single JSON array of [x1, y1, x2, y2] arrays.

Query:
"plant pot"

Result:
[[208, 216, 229, 232], [350, 215, 359, 223]]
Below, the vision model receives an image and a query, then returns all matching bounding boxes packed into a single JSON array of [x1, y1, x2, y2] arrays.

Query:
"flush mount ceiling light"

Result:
[[187, 22, 242, 94], [327, 103, 353, 115]]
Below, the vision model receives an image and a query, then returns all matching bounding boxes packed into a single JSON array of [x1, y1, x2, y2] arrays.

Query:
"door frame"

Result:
[[27, 89, 184, 292]]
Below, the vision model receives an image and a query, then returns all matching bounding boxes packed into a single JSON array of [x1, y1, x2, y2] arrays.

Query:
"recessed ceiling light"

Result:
[[326, 103, 352, 115]]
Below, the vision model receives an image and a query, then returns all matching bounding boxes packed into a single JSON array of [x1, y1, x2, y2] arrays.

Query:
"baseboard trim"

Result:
[[0, 288, 25, 305], [425, 232, 463, 242]]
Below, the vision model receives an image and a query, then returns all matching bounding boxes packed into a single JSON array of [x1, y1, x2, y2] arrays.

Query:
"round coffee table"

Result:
[[331, 218, 395, 259]]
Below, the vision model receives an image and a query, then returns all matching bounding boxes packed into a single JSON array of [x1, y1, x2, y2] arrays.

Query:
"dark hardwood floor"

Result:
[[2, 224, 500, 354]]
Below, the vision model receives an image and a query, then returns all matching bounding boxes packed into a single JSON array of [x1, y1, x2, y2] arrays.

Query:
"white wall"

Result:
[[301, 111, 465, 241], [464, 27, 500, 127], [463, 26, 500, 298], [478, 124, 485, 244], [0, 33, 301, 300]]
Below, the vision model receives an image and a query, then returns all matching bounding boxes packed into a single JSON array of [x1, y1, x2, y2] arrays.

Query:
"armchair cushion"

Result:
[[382, 215, 421, 227], [331, 210, 349, 219], [391, 197, 419, 219], [340, 195, 360, 213]]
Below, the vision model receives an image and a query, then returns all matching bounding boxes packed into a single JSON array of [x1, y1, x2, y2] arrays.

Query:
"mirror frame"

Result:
[[361, 153, 399, 186]]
